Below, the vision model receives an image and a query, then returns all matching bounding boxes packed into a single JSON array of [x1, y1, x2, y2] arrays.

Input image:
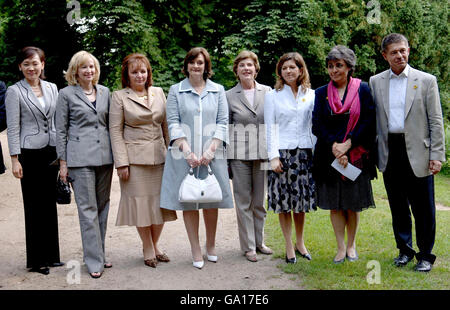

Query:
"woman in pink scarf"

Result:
[[312, 46, 377, 264]]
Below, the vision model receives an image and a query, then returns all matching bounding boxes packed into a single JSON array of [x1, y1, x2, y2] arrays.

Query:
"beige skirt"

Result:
[[116, 164, 177, 227]]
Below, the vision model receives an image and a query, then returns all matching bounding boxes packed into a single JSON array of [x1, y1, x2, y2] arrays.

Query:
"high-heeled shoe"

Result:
[[294, 245, 312, 261], [333, 255, 346, 264], [48, 262, 65, 267], [285, 255, 297, 264], [193, 260, 204, 269], [346, 251, 358, 262], [29, 266, 50, 275], [156, 253, 170, 263], [89, 271, 102, 279], [207, 253, 218, 263], [144, 258, 158, 268]]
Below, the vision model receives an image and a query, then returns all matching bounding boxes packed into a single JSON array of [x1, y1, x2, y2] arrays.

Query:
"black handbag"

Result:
[[56, 173, 72, 204]]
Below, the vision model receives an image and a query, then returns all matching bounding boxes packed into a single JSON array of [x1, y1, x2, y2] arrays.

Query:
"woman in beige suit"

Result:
[[109, 53, 177, 268], [227, 50, 273, 262]]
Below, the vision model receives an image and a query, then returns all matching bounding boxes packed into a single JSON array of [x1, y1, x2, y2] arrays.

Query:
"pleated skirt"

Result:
[[116, 164, 177, 227]]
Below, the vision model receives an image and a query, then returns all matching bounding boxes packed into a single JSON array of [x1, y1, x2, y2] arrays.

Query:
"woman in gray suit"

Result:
[[160, 47, 234, 269], [56, 51, 114, 279], [5, 47, 63, 275], [226, 51, 273, 262]]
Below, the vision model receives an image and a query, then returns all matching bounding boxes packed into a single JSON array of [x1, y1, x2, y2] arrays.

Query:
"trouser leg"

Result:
[[69, 166, 104, 273], [230, 160, 255, 252]]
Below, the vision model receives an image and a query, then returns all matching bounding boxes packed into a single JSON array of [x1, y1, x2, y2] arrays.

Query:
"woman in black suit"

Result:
[[312, 45, 376, 264], [5, 47, 63, 275], [0, 80, 6, 174]]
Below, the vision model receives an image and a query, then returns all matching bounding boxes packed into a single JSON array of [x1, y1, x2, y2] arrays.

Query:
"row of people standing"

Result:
[[4, 31, 445, 278]]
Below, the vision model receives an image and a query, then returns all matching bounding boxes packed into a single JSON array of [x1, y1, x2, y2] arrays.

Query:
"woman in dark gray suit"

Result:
[[5, 47, 63, 275], [226, 51, 273, 262], [56, 51, 113, 279]]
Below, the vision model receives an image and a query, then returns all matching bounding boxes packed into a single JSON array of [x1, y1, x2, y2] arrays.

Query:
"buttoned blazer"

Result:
[[369, 67, 445, 177], [160, 78, 234, 211], [55, 84, 113, 168], [226, 81, 271, 160], [5, 79, 58, 156], [109, 86, 169, 168]]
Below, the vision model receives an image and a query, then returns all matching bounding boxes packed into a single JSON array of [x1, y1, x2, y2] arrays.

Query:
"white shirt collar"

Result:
[[389, 64, 410, 79]]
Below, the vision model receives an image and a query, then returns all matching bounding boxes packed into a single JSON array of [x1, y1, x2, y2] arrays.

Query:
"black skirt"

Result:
[[316, 168, 375, 212]]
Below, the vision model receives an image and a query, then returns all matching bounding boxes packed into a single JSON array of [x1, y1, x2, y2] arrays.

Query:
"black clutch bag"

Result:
[[56, 174, 72, 204]]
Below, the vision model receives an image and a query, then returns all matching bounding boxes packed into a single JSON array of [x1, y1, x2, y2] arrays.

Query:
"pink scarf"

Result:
[[327, 77, 367, 170]]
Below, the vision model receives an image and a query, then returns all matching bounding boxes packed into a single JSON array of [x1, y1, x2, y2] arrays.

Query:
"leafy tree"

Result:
[[0, 0, 82, 88]]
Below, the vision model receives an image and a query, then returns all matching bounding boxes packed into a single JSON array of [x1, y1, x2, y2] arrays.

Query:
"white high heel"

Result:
[[207, 253, 218, 263], [193, 260, 204, 269]]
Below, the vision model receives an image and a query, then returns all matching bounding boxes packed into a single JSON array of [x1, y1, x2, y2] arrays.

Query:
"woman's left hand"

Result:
[[338, 155, 349, 168], [200, 148, 215, 166], [200, 139, 220, 166], [332, 139, 352, 159]]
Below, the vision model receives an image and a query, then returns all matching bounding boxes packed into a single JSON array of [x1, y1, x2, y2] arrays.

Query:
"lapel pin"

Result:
[[302, 98, 305, 102], [414, 85, 418, 89]]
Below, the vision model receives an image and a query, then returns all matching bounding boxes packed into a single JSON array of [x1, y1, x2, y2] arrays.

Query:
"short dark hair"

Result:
[[381, 33, 409, 52], [326, 45, 357, 77], [182, 47, 213, 80], [121, 53, 153, 89], [18, 46, 46, 79]]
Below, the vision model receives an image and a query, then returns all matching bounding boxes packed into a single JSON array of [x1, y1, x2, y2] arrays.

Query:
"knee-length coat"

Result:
[[160, 78, 234, 211]]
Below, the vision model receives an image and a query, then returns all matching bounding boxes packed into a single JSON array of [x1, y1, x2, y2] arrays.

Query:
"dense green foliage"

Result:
[[0, 0, 448, 126]]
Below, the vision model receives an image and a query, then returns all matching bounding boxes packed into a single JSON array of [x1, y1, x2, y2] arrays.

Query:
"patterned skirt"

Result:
[[268, 148, 317, 213]]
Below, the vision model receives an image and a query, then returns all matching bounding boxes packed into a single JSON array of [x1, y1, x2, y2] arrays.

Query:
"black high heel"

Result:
[[29, 267, 50, 275], [295, 245, 312, 261], [285, 255, 297, 264]]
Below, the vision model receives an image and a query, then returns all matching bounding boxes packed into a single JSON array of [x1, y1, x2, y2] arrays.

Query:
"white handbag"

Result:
[[179, 165, 223, 203]]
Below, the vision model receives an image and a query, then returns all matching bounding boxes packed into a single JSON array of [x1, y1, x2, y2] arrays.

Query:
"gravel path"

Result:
[[0, 132, 303, 290]]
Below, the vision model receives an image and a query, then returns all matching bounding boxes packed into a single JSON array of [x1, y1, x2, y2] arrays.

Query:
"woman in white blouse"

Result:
[[264, 52, 317, 264]]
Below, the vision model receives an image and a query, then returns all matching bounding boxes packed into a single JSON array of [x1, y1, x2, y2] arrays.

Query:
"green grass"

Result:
[[264, 172, 450, 290]]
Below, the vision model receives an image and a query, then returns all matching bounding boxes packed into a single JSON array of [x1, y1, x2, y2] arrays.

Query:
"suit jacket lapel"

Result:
[[41, 80, 53, 116], [380, 70, 390, 119], [253, 82, 265, 112], [75, 85, 96, 111], [21, 79, 46, 116], [405, 68, 418, 119], [147, 86, 154, 110], [125, 88, 150, 110], [236, 82, 256, 114], [96, 86, 106, 111]]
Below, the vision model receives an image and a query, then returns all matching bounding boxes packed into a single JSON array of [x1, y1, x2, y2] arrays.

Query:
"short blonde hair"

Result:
[[232, 50, 260, 81], [64, 51, 101, 86]]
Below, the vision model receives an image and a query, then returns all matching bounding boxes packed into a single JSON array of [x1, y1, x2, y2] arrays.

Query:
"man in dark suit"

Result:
[[0, 80, 7, 174], [369, 33, 445, 272]]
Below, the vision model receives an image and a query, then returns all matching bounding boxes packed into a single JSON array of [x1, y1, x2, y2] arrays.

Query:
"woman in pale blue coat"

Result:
[[160, 47, 233, 269]]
